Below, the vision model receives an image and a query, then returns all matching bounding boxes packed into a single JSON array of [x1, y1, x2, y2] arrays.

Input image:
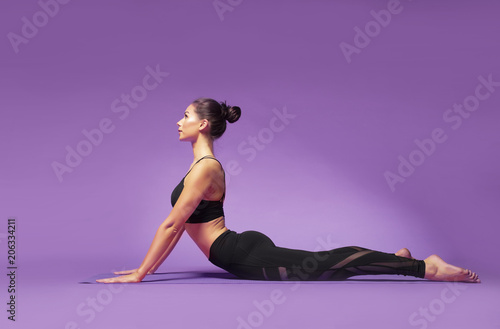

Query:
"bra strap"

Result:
[[185, 155, 213, 177], [184, 156, 225, 202], [184, 156, 225, 181], [196, 156, 225, 203]]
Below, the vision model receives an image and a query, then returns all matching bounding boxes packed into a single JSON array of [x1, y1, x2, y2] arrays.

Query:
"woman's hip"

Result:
[[208, 229, 275, 269]]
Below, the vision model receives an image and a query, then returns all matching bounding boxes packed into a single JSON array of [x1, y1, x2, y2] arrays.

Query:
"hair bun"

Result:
[[220, 101, 241, 124]]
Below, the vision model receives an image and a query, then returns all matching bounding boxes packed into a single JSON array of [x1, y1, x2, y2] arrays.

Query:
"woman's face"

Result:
[[177, 104, 205, 141]]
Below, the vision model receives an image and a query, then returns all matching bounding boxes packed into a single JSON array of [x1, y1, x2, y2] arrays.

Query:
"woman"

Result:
[[96, 98, 480, 283]]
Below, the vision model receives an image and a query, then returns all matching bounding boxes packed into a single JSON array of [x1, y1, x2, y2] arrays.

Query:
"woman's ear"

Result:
[[199, 119, 209, 131]]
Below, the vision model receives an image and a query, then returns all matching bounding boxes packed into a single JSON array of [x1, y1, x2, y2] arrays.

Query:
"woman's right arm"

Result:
[[114, 225, 185, 275], [100, 162, 215, 283], [148, 225, 185, 273]]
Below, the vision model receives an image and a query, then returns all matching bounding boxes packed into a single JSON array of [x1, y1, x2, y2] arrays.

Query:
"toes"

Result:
[[465, 269, 481, 283]]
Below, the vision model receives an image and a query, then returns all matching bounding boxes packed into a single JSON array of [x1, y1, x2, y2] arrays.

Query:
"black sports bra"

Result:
[[170, 156, 225, 223]]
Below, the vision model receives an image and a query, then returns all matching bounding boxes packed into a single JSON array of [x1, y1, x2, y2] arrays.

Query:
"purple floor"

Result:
[[2, 259, 497, 329]]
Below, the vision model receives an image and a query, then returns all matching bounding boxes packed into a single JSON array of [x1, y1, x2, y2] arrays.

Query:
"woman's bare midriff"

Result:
[[184, 216, 228, 259]]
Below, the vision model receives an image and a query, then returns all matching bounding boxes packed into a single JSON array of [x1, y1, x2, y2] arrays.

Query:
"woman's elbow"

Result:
[[161, 221, 184, 233]]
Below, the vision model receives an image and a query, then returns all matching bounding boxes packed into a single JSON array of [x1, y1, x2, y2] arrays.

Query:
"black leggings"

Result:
[[208, 230, 426, 281]]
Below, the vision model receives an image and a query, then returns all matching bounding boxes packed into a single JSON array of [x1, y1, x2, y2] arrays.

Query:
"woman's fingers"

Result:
[[96, 278, 113, 283], [96, 273, 142, 283], [96, 277, 115, 283]]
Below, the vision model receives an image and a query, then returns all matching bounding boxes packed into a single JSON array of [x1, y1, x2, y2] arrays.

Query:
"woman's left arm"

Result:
[[96, 165, 213, 283]]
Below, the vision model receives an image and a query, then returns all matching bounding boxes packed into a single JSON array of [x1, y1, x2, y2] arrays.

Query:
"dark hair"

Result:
[[191, 97, 241, 140]]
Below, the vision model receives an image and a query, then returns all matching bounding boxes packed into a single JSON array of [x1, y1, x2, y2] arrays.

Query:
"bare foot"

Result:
[[395, 247, 414, 259], [424, 255, 480, 283]]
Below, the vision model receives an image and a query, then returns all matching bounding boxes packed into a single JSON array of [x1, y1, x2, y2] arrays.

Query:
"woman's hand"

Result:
[[96, 271, 143, 283], [113, 268, 155, 275]]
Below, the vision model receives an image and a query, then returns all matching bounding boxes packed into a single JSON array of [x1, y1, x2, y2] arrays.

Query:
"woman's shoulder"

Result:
[[199, 156, 222, 166], [195, 156, 223, 170], [188, 157, 223, 178]]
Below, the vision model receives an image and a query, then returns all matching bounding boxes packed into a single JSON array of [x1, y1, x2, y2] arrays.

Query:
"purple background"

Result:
[[1, 0, 499, 328]]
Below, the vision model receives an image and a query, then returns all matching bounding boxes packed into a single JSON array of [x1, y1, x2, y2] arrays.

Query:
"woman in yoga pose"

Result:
[[97, 98, 480, 284]]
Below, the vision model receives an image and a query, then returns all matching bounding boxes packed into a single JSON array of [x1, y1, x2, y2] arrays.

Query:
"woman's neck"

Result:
[[191, 136, 214, 161]]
